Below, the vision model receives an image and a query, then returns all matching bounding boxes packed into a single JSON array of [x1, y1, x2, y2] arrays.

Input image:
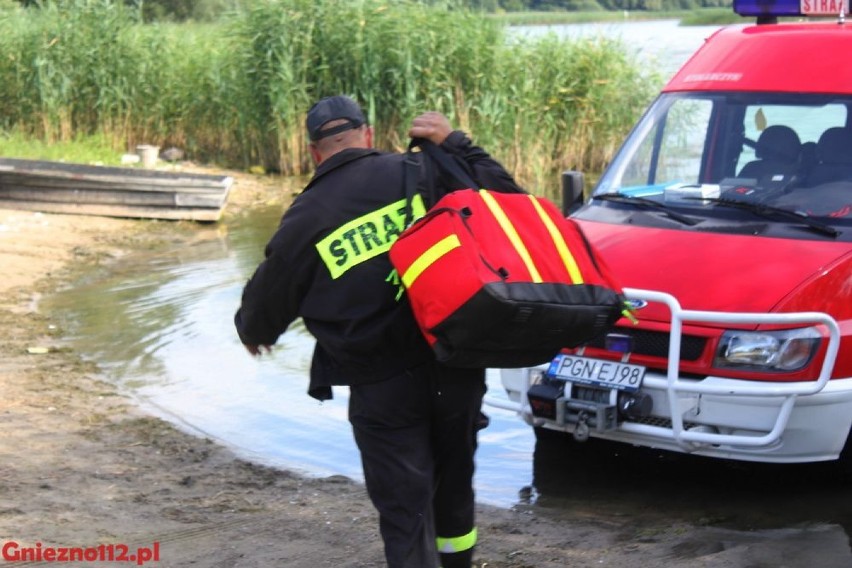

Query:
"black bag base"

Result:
[[429, 281, 623, 368]]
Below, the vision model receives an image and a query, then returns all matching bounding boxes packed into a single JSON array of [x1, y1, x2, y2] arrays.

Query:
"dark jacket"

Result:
[[234, 131, 524, 400]]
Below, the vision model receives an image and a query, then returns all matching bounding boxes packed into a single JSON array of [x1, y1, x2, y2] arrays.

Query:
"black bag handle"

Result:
[[402, 149, 421, 228], [410, 137, 480, 192], [402, 137, 482, 228]]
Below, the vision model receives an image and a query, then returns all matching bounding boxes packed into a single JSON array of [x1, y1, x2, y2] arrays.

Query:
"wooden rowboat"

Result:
[[0, 157, 233, 222]]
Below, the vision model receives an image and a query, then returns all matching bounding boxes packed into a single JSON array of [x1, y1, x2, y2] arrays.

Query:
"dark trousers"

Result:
[[348, 361, 485, 568]]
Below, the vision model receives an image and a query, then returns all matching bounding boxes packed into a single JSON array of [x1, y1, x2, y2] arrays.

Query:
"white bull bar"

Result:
[[486, 288, 841, 450]]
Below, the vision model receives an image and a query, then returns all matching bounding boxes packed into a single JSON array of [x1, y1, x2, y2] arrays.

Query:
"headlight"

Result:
[[714, 327, 820, 372]]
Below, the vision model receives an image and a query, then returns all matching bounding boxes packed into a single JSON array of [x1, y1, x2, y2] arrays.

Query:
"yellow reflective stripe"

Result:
[[479, 190, 542, 283], [400, 234, 461, 288], [315, 194, 426, 280], [436, 527, 477, 554], [527, 195, 584, 284]]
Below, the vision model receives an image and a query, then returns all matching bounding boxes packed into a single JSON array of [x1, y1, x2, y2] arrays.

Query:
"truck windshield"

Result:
[[593, 92, 852, 228]]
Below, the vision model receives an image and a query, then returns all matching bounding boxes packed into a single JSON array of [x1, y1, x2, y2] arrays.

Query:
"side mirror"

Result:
[[561, 170, 585, 217]]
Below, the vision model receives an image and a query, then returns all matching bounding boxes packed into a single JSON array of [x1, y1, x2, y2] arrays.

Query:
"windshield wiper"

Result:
[[594, 193, 699, 226], [690, 197, 839, 238]]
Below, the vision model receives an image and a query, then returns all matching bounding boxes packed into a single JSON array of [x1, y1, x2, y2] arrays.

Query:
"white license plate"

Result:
[[546, 353, 646, 392]]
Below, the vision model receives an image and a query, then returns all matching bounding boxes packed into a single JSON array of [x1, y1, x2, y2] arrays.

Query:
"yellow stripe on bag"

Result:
[[527, 195, 584, 284], [401, 234, 461, 288], [479, 190, 542, 283]]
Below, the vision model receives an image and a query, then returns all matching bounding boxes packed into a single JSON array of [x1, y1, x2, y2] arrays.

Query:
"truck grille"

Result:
[[587, 328, 707, 361], [631, 416, 699, 430]]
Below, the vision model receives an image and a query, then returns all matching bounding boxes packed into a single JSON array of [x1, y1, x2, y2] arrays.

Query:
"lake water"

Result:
[[46, 20, 726, 509], [511, 18, 721, 78]]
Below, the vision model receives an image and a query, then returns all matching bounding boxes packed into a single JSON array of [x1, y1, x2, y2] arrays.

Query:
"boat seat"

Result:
[[806, 127, 852, 186], [738, 125, 801, 182]]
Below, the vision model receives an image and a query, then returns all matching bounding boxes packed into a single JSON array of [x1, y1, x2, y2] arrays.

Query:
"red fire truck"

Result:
[[490, 0, 852, 468]]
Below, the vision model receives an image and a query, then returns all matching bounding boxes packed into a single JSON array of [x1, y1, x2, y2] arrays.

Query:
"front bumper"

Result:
[[486, 289, 848, 463]]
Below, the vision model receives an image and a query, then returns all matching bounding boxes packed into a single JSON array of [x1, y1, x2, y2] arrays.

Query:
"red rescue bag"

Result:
[[390, 183, 628, 368]]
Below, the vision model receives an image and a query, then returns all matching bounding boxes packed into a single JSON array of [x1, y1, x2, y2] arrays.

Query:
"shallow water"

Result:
[[44, 205, 536, 507]]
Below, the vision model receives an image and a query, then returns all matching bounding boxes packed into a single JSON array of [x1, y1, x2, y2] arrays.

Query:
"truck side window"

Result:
[[622, 98, 713, 188], [655, 99, 713, 185]]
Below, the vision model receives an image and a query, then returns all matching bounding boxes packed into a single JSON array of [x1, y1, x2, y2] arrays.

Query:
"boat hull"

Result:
[[0, 157, 233, 222]]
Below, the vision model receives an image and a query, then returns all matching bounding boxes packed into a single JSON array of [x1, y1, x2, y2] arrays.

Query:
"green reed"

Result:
[[0, 0, 658, 197]]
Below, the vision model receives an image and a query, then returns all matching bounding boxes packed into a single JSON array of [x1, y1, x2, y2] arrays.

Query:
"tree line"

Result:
[[469, 0, 731, 11], [10, 0, 734, 22]]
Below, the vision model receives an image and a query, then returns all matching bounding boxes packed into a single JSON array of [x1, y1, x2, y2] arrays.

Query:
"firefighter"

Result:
[[234, 95, 523, 567]]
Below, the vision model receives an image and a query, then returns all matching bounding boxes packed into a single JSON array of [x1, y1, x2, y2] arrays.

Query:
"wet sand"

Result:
[[1, 167, 849, 567]]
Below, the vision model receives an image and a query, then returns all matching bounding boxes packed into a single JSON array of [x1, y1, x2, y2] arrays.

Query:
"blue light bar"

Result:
[[733, 0, 803, 17], [734, 0, 849, 17]]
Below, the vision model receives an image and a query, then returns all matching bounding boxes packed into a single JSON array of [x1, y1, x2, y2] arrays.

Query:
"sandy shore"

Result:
[[1, 167, 848, 568]]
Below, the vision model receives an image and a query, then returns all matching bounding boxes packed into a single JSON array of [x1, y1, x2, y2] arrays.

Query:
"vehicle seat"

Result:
[[737, 125, 801, 181], [799, 141, 818, 179], [806, 127, 852, 186]]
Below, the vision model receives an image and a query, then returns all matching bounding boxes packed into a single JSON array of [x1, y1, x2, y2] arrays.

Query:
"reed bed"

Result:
[[0, 0, 657, 197]]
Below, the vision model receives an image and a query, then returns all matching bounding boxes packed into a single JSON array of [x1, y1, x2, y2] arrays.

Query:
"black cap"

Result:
[[306, 95, 367, 141]]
